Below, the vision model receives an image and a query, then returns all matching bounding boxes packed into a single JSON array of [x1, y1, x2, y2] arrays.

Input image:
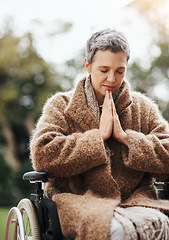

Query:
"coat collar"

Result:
[[65, 77, 99, 131], [65, 77, 133, 130], [115, 80, 133, 115]]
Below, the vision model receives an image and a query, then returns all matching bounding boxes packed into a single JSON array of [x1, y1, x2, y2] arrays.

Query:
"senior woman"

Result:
[[30, 29, 169, 239]]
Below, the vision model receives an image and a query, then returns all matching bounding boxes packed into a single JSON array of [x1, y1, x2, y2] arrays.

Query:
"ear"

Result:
[[84, 57, 91, 74]]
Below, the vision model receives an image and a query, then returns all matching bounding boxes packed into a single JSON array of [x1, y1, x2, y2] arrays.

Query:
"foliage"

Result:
[[126, 0, 169, 121], [0, 27, 68, 205], [0, 207, 10, 239], [0, 29, 63, 166], [0, 31, 62, 123], [60, 49, 86, 90], [0, 154, 16, 206]]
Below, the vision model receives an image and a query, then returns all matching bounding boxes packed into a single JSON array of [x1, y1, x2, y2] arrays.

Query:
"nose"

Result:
[[107, 71, 115, 83]]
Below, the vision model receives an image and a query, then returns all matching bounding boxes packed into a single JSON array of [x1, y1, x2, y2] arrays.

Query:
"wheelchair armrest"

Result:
[[23, 171, 48, 183], [164, 178, 169, 183], [155, 178, 169, 200]]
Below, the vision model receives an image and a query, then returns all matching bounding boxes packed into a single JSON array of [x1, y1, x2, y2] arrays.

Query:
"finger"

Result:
[[108, 91, 111, 99], [103, 90, 110, 108], [111, 96, 117, 115], [108, 90, 112, 101], [108, 91, 115, 110], [105, 90, 109, 100], [107, 92, 113, 111], [102, 92, 113, 115]]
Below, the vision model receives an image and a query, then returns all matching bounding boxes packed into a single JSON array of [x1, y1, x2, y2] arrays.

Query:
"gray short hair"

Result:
[[86, 29, 130, 64]]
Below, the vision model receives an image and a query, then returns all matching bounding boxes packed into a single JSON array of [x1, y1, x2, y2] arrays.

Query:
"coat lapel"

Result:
[[115, 80, 133, 115], [64, 78, 99, 131]]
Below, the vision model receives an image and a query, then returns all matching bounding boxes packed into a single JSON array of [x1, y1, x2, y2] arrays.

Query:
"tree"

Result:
[[0, 27, 72, 204], [0, 29, 63, 169], [126, 0, 169, 120]]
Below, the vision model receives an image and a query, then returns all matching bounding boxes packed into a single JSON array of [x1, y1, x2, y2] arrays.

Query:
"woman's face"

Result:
[[85, 50, 127, 105]]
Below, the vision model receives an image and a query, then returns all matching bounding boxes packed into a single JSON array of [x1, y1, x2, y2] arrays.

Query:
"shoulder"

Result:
[[131, 90, 167, 123], [43, 90, 74, 113], [131, 90, 157, 110]]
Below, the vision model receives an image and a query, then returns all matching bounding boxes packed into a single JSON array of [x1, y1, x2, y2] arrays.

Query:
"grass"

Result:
[[0, 207, 10, 240]]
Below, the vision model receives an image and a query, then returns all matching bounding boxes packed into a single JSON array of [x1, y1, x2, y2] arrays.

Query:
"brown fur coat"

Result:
[[30, 77, 169, 239]]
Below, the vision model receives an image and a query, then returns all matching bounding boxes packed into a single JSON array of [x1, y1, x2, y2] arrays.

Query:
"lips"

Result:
[[103, 85, 116, 91]]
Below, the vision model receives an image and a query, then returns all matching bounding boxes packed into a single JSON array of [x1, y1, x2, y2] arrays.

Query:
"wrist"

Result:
[[118, 132, 129, 147], [101, 133, 107, 142], [99, 130, 108, 142]]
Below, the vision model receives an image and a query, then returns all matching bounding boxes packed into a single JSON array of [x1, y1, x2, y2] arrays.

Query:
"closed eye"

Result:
[[117, 71, 124, 74], [117, 67, 125, 74], [101, 70, 108, 73]]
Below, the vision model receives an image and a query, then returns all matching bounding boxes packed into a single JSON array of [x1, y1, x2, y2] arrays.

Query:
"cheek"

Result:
[[117, 74, 124, 82], [115, 76, 124, 89], [91, 74, 103, 86]]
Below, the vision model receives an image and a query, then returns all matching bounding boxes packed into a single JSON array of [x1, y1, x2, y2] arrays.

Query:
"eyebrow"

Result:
[[98, 66, 109, 68], [98, 66, 126, 70]]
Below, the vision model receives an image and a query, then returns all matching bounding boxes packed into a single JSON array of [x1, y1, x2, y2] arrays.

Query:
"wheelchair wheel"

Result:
[[17, 198, 41, 240], [5, 207, 25, 240]]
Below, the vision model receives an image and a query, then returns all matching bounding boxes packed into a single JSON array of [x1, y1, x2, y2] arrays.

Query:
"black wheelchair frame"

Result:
[[23, 171, 64, 240]]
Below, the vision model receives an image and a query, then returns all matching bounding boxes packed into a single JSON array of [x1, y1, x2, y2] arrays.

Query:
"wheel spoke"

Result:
[[25, 214, 30, 235], [5, 199, 40, 240], [16, 220, 21, 240], [23, 211, 32, 236]]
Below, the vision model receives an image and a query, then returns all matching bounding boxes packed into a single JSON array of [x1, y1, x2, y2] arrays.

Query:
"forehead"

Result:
[[92, 50, 127, 68]]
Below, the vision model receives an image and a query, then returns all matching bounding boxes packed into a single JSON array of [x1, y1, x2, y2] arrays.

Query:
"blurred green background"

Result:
[[0, 0, 169, 239]]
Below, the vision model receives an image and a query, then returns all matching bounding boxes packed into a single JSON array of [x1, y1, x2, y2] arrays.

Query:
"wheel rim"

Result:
[[5, 207, 25, 240], [6, 199, 40, 240], [20, 207, 33, 239], [17, 199, 41, 240]]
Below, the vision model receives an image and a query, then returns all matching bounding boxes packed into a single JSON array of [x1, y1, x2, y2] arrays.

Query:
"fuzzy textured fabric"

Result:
[[30, 77, 169, 239], [114, 206, 169, 240]]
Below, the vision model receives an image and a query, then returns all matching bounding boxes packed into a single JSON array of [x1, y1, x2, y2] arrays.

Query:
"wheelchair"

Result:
[[5, 171, 169, 240], [5, 171, 64, 240]]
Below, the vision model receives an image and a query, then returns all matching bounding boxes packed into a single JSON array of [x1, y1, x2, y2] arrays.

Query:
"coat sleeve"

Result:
[[30, 94, 108, 178], [122, 102, 169, 176]]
